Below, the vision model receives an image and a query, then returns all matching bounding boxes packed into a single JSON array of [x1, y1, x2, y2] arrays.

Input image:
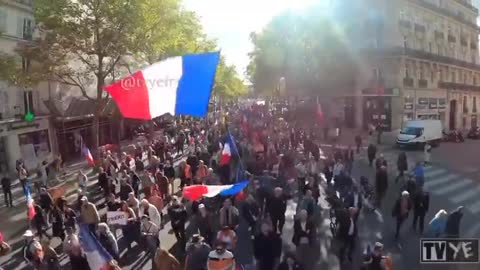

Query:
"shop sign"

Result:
[[8, 122, 39, 131]]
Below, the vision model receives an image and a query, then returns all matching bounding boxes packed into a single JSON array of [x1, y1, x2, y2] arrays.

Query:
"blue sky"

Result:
[[184, 0, 480, 79]]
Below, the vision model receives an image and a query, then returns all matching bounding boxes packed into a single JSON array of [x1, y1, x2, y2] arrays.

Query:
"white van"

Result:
[[396, 120, 443, 147]]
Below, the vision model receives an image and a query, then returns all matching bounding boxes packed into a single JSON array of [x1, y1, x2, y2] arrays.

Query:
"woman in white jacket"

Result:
[[139, 199, 162, 228]]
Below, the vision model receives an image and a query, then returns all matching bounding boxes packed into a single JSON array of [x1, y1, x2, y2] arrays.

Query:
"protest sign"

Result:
[[106, 211, 127, 225]]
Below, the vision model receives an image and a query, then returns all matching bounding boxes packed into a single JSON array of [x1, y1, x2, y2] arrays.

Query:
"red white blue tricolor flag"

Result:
[[220, 132, 238, 166], [79, 224, 113, 270], [82, 146, 95, 165], [26, 185, 36, 220], [105, 52, 220, 120], [183, 181, 249, 201]]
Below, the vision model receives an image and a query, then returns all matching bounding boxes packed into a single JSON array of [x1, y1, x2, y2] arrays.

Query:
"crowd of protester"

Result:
[[0, 102, 467, 270]]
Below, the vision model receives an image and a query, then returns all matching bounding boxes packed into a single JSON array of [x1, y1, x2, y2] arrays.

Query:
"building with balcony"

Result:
[[334, 0, 480, 131], [0, 0, 56, 174]]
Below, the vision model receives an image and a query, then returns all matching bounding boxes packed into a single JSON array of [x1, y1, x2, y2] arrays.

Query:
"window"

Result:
[[474, 76, 477, 86], [403, 36, 408, 49], [463, 96, 468, 113], [419, 66, 424, 79], [431, 70, 434, 82], [405, 63, 410, 78], [17, 17, 32, 40], [473, 97, 477, 113], [464, 73, 467, 83], [23, 90, 34, 114], [452, 71, 456, 82], [23, 18, 33, 40], [429, 42, 432, 52]]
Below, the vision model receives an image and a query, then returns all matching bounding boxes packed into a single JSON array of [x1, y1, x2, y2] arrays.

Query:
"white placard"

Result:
[[106, 211, 127, 225]]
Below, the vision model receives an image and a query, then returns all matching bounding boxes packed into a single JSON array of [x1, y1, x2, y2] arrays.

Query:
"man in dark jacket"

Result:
[[119, 179, 134, 201], [392, 191, 412, 240], [445, 206, 464, 238], [367, 144, 377, 167], [396, 152, 408, 183], [266, 187, 290, 234], [97, 167, 109, 196], [168, 196, 188, 248], [375, 166, 388, 208], [375, 154, 388, 171], [254, 223, 282, 270], [1, 174, 13, 207], [412, 190, 429, 234]]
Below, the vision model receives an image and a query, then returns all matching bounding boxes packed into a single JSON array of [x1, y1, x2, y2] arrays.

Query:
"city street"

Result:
[[351, 136, 480, 270]]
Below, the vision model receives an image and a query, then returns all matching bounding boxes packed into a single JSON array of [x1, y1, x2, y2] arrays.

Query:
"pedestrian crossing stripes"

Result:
[[356, 150, 480, 216], [433, 178, 472, 195], [451, 186, 480, 203], [424, 168, 447, 178], [423, 174, 457, 189]]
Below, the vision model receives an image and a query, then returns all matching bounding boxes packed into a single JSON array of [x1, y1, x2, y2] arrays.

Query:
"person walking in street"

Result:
[[424, 142, 432, 165], [375, 154, 387, 171], [19, 166, 28, 196], [207, 242, 236, 270], [253, 222, 282, 270], [195, 204, 214, 244], [445, 206, 464, 238], [396, 152, 408, 183], [375, 166, 388, 208], [412, 189, 429, 234], [338, 207, 359, 263], [266, 187, 290, 234], [355, 134, 362, 154], [80, 197, 100, 233], [1, 174, 13, 207], [140, 199, 162, 229], [219, 198, 240, 229], [292, 209, 316, 269], [153, 248, 180, 270], [167, 196, 187, 250], [97, 223, 119, 261], [412, 162, 425, 190], [140, 215, 160, 264], [39, 187, 54, 224], [278, 252, 304, 270], [367, 144, 377, 167], [427, 209, 448, 237], [63, 226, 91, 270], [392, 191, 412, 240], [376, 123, 383, 145], [185, 234, 211, 270]]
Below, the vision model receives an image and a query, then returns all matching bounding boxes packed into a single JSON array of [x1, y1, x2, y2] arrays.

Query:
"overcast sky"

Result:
[[184, 0, 480, 79]]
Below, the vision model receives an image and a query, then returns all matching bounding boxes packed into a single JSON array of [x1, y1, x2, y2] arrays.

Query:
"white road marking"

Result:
[[451, 186, 480, 203], [424, 168, 447, 178], [467, 200, 480, 214], [431, 179, 472, 195], [423, 174, 457, 189]]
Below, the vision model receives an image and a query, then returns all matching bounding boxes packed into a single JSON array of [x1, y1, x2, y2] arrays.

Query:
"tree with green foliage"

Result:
[[214, 57, 247, 99], [7, 0, 241, 149], [247, 5, 358, 96]]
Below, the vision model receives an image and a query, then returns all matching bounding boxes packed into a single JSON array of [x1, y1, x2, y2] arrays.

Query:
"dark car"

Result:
[[467, 127, 480, 139]]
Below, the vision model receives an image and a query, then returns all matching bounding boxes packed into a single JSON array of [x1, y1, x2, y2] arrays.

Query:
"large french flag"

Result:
[[219, 132, 238, 166], [79, 224, 113, 270], [105, 52, 220, 120], [183, 181, 249, 201]]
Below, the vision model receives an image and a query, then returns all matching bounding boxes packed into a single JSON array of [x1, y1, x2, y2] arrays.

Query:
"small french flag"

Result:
[[26, 185, 36, 220], [82, 147, 95, 165], [219, 132, 238, 166], [105, 52, 220, 120]]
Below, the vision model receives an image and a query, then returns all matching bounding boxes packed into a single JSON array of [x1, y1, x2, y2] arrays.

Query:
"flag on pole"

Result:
[[316, 103, 324, 122], [79, 224, 113, 270], [105, 52, 220, 120], [26, 185, 36, 220], [82, 146, 95, 165], [219, 132, 238, 166]]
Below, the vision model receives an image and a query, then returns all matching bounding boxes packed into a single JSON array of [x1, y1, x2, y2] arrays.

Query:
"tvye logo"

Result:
[[421, 238, 479, 264]]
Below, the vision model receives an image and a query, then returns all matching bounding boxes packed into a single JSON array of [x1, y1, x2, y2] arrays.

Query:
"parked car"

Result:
[[467, 126, 480, 139]]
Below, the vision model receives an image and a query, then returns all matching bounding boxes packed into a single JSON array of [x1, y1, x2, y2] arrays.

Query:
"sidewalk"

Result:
[[318, 127, 398, 150]]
